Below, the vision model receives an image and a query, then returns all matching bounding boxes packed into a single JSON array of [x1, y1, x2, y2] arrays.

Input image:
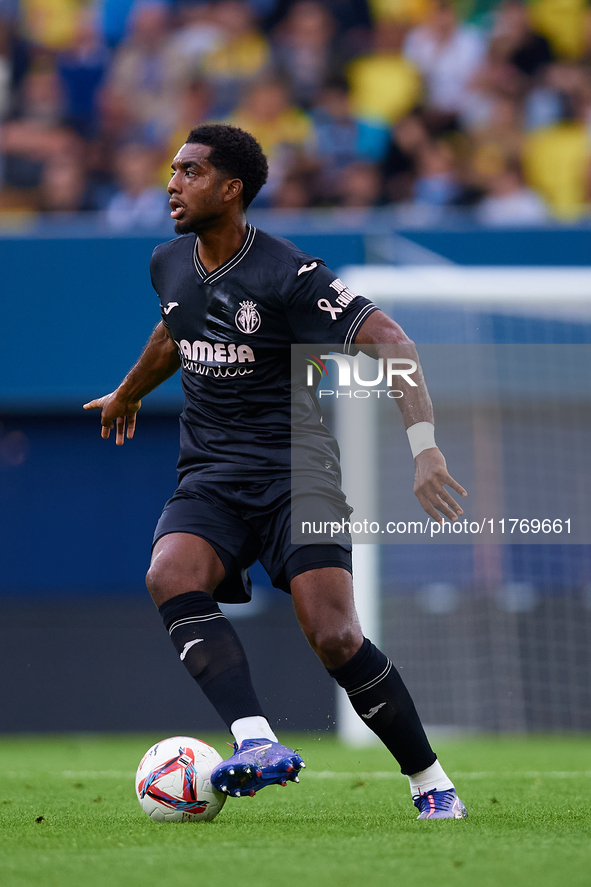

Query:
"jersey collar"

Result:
[[193, 223, 256, 285]]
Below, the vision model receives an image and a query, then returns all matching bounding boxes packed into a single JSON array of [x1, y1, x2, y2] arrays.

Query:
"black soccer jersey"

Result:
[[149, 224, 379, 480]]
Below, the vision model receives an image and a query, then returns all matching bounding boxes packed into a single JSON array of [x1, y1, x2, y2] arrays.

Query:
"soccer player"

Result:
[[84, 124, 468, 819]]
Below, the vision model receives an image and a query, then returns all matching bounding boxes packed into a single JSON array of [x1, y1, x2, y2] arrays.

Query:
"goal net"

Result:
[[329, 265, 591, 742]]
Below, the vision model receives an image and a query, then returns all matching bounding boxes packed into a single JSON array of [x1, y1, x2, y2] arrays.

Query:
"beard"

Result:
[[174, 206, 224, 236], [174, 217, 195, 235]]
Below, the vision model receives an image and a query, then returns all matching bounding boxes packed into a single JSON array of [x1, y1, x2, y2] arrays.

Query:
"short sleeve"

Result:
[[150, 244, 169, 328], [283, 260, 379, 352]]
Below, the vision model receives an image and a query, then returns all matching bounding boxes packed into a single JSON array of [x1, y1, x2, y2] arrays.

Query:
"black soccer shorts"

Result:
[[152, 474, 352, 604]]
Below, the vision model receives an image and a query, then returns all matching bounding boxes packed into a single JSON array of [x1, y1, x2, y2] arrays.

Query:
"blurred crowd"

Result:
[[2, 0, 591, 226]]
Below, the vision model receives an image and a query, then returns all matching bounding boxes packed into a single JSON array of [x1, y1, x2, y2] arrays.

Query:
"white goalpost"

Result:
[[335, 381, 381, 746], [341, 265, 591, 320]]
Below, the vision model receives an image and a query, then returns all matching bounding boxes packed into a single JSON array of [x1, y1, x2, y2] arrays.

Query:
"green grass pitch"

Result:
[[0, 733, 589, 887]]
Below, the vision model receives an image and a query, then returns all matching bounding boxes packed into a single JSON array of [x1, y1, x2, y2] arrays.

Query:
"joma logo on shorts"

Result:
[[177, 340, 255, 364]]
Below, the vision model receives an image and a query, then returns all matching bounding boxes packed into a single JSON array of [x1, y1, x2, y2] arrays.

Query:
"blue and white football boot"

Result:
[[413, 789, 468, 819], [211, 739, 305, 798]]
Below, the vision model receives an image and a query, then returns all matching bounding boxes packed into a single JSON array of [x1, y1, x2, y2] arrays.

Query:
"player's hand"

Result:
[[83, 391, 141, 446], [413, 448, 467, 524]]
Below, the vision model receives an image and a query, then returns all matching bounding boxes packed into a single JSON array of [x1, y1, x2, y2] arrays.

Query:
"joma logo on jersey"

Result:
[[178, 340, 255, 364], [235, 300, 261, 334]]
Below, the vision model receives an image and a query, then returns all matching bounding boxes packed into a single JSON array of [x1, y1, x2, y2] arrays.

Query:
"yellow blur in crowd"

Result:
[[523, 121, 591, 218], [529, 0, 588, 59], [347, 49, 422, 124], [20, 0, 83, 50]]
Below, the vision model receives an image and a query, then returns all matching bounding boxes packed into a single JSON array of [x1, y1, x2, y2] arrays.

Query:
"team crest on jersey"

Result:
[[235, 300, 261, 335]]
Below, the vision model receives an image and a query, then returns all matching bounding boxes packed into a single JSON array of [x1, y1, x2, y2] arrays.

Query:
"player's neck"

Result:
[[197, 216, 248, 275]]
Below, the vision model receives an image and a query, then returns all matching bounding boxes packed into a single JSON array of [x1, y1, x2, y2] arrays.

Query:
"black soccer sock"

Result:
[[327, 637, 436, 775], [158, 591, 266, 729]]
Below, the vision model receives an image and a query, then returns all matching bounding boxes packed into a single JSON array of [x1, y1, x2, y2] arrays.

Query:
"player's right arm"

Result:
[[83, 321, 180, 445]]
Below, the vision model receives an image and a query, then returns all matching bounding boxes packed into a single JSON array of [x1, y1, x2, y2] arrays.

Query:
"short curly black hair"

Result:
[[186, 123, 268, 209]]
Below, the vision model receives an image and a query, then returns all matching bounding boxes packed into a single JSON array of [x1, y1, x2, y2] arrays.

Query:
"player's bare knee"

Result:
[[146, 549, 220, 605], [146, 558, 190, 604], [307, 625, 361, 669], [145, 558, 177, 603]]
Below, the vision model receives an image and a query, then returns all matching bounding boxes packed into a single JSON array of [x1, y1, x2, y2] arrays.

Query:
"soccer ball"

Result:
[[135, 736, 227, 822]]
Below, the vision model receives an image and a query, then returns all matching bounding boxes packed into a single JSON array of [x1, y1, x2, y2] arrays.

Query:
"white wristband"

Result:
[[406, 422, 436, 459]]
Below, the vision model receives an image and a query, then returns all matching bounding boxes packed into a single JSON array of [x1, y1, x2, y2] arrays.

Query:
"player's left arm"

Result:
[[355, 309, 467, 524]]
